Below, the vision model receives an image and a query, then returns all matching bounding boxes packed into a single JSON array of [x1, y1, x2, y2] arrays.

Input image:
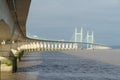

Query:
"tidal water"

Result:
[[1, 50, 120, 80]]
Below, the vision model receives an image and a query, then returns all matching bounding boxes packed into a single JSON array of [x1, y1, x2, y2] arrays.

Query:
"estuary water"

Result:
[[1, 50, 120, 80]]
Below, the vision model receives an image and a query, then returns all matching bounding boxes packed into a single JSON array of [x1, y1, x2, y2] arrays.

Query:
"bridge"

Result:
[[0, 0, 111, 73]]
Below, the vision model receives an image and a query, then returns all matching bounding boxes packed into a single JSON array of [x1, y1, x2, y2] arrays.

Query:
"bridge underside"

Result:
[[7, 0, 31, 37], [0, 19, 11, 40], [0, 0, 31, 41]]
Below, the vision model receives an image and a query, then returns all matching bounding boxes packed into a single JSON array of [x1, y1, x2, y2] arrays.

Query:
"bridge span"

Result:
[[0, 0, 111, 73]]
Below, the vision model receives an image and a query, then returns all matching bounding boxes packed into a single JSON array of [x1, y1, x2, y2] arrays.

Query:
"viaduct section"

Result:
[[0, 0, 110, 73]]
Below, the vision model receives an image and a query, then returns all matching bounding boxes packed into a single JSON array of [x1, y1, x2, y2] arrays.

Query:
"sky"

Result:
[[27, 0, 120, 46]]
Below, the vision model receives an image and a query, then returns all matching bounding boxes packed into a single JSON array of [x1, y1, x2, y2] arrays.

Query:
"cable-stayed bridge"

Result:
[[0, 0, 111, 73], [70, 27, 109, 49]]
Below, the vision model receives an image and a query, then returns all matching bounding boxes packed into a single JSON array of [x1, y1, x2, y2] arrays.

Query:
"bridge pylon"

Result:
[[86, 31, 94, 49], [75, 27, 83, 49]]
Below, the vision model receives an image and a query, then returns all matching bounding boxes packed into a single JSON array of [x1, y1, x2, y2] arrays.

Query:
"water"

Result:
[[1, 50, 120, 80], [111, 45, 120, 49]]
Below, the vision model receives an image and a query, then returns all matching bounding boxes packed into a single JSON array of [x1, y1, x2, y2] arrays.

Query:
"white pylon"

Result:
[[86, 31, 94, 49], [75, 27, 83, 42]]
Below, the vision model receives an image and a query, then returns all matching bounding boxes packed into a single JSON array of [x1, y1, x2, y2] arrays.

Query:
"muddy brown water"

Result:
[[1, 50, 120, 80]]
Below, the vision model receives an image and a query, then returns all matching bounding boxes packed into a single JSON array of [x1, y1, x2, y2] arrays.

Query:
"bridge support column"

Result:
[[47, 42, 50, 50], [43, 42, 47, 51], [58, 43, 61, 50], [32, 41, 35, 51], [55, 43, 57, 50], [1, 40, 6, 45], [36, 42, 40, 51], [73, 43, 78, 50], [66, 43, 69, 50], [26, 40, 29, 52], [30, 42, 33, 52], [62, 43, 65, 50], [69, 43, 72, 50], [51, 42, 54, 50], [40, 42, 43, 51]]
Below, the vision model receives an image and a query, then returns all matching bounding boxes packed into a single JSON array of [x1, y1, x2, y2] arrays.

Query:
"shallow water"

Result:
[[1, 50, 120, 80]]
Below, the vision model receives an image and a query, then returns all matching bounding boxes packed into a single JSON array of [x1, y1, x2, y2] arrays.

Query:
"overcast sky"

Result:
[[27, 0, 120, 46]]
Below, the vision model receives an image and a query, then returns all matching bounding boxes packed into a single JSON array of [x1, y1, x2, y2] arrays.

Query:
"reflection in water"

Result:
[[1, 51, 120, 80]]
